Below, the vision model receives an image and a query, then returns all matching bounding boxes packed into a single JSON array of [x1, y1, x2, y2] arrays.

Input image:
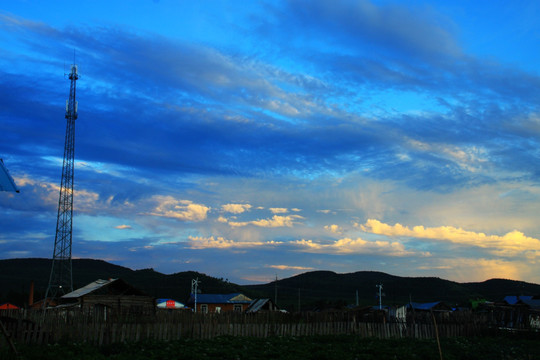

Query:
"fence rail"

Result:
[[0, 309, 509, 347]]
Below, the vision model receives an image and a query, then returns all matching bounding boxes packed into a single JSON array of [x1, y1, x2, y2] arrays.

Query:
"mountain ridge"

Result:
[[1, 258, 539, 311]]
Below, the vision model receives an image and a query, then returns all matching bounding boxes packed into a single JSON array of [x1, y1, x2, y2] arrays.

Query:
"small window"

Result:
[[201, 304, 208, 313], [233, 304, 242, 312]]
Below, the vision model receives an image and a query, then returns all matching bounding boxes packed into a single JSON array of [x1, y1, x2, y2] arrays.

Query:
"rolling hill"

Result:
[[0, 258, 244, 307], [245, 270, 540, 310], [2, 258, 540, 311]]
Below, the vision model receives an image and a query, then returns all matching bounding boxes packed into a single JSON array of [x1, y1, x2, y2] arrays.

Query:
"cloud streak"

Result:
[[228, 215, 304, 228], [188, 236, 282, 249], [294, 237, 425, 257]]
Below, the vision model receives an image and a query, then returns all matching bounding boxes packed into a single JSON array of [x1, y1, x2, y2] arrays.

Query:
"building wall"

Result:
[[196, 303, 248, 313], [80, 295, 155, 315]]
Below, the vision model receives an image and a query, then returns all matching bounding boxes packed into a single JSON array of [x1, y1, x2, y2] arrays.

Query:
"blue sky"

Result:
[[1, 0, 540, 285]]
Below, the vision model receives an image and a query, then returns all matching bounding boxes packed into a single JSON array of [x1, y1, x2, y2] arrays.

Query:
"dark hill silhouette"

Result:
[[244, 270, 540, 310], [2, 258, 540, 311], [0, 258, 243, 306], [244, 270, 478, 310], [461, 278, 540, 300]]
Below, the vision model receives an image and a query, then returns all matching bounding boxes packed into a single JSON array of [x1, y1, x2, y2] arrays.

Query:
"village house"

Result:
[[504, 295, 540, 309], [186, 293, 252, 313], [502, 295, 540, 329], [59, 278, 155, 316]]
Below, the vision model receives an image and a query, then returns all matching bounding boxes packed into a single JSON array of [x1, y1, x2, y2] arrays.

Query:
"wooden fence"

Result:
[[0, 309, 504, 347]]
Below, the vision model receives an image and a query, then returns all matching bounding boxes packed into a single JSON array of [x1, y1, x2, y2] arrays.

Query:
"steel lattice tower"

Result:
[[44, 64, 79, 304]]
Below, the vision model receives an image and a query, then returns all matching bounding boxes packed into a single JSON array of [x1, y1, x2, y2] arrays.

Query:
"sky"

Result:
[[1, 0, 540, 286]]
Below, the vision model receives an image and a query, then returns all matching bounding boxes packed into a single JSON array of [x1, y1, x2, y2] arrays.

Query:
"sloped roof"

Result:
[[246, 299, 269, 313], [504, 295, 533, 305], [245, 298, 279, 313], [0, 159, 19, 193], [0, 303, 19, 309], [188, 293, 252, 304], [408, 301, 452, 311], [61, 278, 147, 299], [517, 298, 540, 309], [62, 279, 114, 298]]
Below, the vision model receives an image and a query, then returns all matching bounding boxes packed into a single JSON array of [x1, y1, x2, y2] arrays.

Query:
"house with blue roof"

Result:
[[503, 295, 533, 305], [503, 295, 540, 310], [186, 293, 252, 313]]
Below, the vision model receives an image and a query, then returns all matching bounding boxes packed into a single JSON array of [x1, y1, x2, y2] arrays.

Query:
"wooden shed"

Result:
[[245, 298, 280, 313], [59, 278, 155, 316]]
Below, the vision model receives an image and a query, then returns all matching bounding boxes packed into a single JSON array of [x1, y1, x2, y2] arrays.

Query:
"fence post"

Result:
[[0, 320, 18, 355], [430, 310, 443, 360]]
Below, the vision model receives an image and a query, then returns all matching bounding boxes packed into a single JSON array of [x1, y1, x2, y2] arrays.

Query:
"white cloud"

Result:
[[269, 207, 288, 214], [188, 236, 282, 249], [293, 237, 424, 256], [221, 203, 252, 214], [228, 215, 304, 228], [360, 219, 540, 257], [149, 196, 210, 222], [324, 224, 342, 234]]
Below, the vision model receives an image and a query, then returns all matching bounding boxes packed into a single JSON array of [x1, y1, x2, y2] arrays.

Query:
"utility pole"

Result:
[[191, 278, 200, 313], [376, 284, 383, 310], [298, 288, 301, 312], [274, 275, 278, 305], [44, 63, 79, 306]]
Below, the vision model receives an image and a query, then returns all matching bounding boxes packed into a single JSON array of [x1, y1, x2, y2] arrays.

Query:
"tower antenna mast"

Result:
[[44, 62, 79, 305]]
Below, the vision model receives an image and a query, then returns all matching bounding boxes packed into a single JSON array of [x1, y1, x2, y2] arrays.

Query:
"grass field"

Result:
[[2, 334, 540, 360]]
